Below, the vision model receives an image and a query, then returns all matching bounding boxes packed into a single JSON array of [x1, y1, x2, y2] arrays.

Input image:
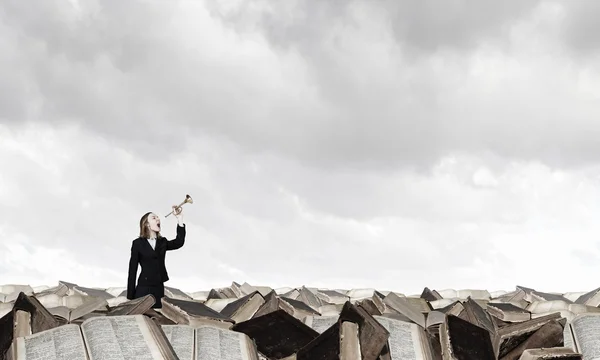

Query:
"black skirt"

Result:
[[134, 283, 165, 308]]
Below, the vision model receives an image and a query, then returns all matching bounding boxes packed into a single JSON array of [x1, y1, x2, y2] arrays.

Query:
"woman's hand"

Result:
[[173, 205, 184, 225], [172, 205, 182, 216]]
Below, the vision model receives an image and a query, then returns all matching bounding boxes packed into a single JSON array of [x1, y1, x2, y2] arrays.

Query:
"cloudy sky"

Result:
[[2, 0, 600, 296]]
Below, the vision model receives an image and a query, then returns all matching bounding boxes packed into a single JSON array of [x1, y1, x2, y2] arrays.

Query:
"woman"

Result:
[[127, 205, 186, 308]]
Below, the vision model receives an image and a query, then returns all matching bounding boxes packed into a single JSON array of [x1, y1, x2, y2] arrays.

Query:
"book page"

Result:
[[15, 324, 88, 360], [70, 298, 107, 321], [526, 300, 591, 314], [304, 316, 338, 333], [14, 310, 32, 338], [374, 316, 424, 360], [571, 313, 600, 359], [563, 323, 576, 352], [161, 325, 194, 360], [382, 294, 426, 328], [47, 306, 71, 321], [81, 315, 163, 360], [339, 321, 361, 360], [36, 294, 63, 309], [425, 311, 445, 328], [196, 326, 250, 360], [520, 347, 583, 360]]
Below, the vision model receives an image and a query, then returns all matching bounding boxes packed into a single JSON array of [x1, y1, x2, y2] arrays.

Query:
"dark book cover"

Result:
[[296, 321, 341, 360], [338, 301, 389, 360], [220, 291, 262, 319], [232, 309, 319, 359], [447, 314, 495, 360]]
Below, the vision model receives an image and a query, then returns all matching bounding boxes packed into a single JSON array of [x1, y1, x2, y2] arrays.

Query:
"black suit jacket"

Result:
[[127, 224, 186, 299]]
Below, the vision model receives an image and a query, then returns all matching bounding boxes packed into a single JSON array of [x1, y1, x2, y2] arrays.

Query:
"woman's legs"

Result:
[[150, 283, 165, 308], [135, 283, 165, 308]]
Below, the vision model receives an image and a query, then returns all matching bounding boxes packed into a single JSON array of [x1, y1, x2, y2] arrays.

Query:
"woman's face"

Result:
[[147, 213, 161, 233]]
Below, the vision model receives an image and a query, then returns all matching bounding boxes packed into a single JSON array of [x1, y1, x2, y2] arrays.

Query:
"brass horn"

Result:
[[165, 194, 193, 217]]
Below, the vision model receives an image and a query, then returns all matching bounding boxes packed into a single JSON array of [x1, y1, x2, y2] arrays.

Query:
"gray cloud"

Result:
[[559, 1, 600, 55], [387, 1, 540, 53], [2, 0, 600, 173], [209, 0, 541, 54]]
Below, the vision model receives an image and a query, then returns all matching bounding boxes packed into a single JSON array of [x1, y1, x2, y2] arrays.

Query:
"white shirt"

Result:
[[147, 238, 156, 250]]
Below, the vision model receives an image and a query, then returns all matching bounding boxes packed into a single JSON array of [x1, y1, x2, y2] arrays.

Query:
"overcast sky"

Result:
[[2, 0, 600, 296]]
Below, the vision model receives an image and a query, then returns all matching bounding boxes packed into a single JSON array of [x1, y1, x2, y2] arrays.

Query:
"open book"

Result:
[[161, 324, 259, 360], [9, 314, 178, 360], [46, 297, 108, 324], [373, 315, 434, 359], [564, 312, 600, 359]]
